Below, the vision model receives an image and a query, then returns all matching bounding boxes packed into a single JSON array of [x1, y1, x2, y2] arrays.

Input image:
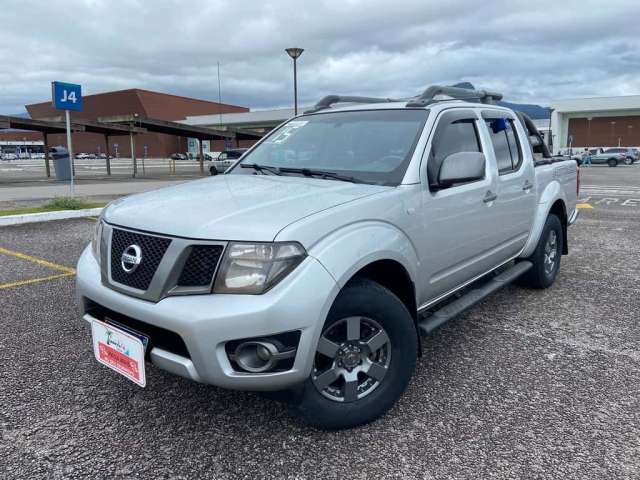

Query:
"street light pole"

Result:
[[285, 47, 304, 115]]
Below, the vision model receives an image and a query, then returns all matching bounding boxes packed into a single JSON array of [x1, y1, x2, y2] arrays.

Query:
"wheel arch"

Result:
[[520, 182, 569, 258], [548, 199, 568, 254], [347, 258, 422, 356], [308, 221, 422, 352], [350, 259, 417, 322]]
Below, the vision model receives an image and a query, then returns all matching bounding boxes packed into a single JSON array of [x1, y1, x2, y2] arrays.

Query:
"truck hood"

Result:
[[104, 174, 389, 241]]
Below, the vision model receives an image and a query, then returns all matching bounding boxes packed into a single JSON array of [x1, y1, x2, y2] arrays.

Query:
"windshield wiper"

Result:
[[278, 167, 364, 184], [240, 163, 282, 175]]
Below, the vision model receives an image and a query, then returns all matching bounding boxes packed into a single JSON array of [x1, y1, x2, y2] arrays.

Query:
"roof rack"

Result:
[[305, 95, 401, 114], [405, 85, 503, 107]]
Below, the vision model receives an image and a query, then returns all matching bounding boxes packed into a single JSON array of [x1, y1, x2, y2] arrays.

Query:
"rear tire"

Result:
[[519, 214, 563, 289], [295, 277, 417, 430], [608, 158, 618, 167], [209, 166, 218, 176]]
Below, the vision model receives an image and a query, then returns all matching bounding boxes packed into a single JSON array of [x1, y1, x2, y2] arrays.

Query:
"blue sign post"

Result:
[[51, 81, 82, 193]]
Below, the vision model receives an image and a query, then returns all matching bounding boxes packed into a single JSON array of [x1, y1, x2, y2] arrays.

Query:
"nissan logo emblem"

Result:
[[121, 244, 142, 274]]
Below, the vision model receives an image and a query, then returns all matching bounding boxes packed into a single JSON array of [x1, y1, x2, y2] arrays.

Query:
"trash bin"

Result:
[[50, 146, 71, 181]]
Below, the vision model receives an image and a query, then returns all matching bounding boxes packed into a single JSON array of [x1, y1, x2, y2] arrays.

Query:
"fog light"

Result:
[[234, 341, 278, 373], [256, 344, 272, 362], [230, 340, 297, 373]]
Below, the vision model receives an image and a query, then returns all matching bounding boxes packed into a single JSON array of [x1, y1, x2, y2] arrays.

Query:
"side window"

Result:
[[428, 116, 482, 188], [485, 118, 522, 174]]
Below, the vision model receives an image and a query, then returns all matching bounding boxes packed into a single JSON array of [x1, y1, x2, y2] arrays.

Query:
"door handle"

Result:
[[522, 180, 533, 191], [483, 190, 498, 203]]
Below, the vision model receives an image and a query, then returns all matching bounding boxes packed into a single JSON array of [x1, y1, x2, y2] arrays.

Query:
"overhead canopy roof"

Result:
[[184, 107, 298, 129], [98, 114, 236, 140], [38, 116, 147, 135], [0, 114, 263, 141], [0, 115, 84, 134]]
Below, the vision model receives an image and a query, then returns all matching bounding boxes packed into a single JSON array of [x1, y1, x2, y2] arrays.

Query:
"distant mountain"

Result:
[[451, 82, 550, 119]]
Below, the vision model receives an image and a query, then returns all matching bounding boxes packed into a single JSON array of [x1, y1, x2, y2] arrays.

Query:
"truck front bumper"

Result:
[[76, 246, 340, 391]]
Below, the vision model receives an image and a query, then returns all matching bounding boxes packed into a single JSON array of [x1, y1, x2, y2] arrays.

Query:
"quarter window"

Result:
[[485, 118, 522, 174]]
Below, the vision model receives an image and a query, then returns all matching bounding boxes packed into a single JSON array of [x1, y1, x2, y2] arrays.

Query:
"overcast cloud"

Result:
[[1, 0, 639, 114]]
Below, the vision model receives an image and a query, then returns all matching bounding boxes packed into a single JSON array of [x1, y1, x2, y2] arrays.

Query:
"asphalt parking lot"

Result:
[[1, 165, 639, 479]]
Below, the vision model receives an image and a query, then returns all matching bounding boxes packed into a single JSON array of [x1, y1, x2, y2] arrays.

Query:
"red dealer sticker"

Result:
[[91, 319, 146, 387]]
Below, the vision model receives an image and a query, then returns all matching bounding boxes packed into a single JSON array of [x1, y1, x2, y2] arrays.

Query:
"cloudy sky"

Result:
[[1, 0, 639, 114]]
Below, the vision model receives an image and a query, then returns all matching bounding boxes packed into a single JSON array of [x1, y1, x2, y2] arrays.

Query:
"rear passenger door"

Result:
[[418, 109, 503, 303], [480, 111, 536, 258]]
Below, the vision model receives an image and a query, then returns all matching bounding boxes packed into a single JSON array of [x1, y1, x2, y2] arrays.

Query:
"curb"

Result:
[[0, 208, 103, 227]]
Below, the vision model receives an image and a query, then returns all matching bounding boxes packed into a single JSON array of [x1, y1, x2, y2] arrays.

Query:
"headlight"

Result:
[[213, 242, 306, 294], [91, 215, 104, 264]]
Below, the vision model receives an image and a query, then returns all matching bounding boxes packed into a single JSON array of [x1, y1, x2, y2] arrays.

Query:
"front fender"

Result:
[[307, 221, 420, 290], [520, 180, 567, 258]]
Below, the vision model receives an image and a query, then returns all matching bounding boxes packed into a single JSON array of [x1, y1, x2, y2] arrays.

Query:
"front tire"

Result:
[[624, 157, 633, 165], [519, 214, 563, 289], [608, 158, 618, 167], [295, 278, 417, 429]]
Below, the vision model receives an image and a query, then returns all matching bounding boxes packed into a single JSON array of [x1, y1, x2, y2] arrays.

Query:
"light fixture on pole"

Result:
[[285, 47, 304, 115]]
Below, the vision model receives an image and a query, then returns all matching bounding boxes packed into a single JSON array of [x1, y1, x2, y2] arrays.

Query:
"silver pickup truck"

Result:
[[76, 85, 579, 429]]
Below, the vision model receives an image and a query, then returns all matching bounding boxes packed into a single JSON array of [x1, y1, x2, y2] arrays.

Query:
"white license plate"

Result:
[[91, 319, 147, 387]]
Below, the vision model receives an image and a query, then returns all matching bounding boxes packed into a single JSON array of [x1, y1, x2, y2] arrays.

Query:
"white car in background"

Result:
[[206, 148, 248, 175]]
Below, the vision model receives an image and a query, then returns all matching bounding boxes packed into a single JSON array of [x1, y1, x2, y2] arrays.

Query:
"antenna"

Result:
[[217, 61, 223, 125]]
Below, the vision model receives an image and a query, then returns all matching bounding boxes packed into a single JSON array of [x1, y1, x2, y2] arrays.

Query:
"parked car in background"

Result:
[[170, 153, 188, 161], [2, 153, 18, 161], [557, 148, 583, 165], [587, 148, 628, 167], [75, 152, 91, 159], [603, 147, 637, 164], [207, 148, 248, 175]]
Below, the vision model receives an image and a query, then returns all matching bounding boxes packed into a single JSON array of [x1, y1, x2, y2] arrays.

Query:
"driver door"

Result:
[[417, 109, 502, 303]]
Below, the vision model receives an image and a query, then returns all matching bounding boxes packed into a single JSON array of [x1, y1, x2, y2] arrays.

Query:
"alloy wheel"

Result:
[[543, 230, 558, 276], [312, 316, 391, 403]]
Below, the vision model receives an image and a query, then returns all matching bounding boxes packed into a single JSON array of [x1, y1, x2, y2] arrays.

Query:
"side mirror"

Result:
[[438, 152, 485, 187], [529, 135, 542, 147]]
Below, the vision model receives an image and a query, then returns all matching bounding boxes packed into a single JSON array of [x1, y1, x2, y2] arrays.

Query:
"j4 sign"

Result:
[[51, 81, 83, 112]]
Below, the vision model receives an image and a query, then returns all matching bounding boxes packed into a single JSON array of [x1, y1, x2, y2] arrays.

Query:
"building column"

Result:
[[130, 132, 137, 178], [104, 134, 111, 175], [198, 138, 205, 175], [550, 110, 568, 153], [43, 133, 51, 178]]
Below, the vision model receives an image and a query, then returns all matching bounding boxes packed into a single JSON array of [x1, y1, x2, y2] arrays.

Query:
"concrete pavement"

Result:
[[0, 178, 195, 205]]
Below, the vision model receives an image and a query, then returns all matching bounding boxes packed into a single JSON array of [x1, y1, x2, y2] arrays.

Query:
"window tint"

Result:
[[428, 118, 481, 187], [485, 118, 522, 174]]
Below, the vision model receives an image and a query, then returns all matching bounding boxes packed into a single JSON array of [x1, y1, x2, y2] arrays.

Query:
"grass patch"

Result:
[[0, 197, 105, 217]]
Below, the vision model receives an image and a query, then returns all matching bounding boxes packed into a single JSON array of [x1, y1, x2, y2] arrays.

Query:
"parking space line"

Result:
[[576, 203, 594, 209], [0, 272, 74, 290], [0, 246, 76, 274]]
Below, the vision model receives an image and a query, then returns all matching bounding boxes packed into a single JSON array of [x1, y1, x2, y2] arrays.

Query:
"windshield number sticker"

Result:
[[269, 120, 308, 144]]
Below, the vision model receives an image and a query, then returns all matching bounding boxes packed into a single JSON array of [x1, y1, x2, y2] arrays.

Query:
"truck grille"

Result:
[[110, 228, 172, 290], [177, 245, 224, 287]]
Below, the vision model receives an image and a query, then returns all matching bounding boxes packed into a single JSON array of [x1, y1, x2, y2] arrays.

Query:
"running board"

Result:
[[418, 261, 533, 334]]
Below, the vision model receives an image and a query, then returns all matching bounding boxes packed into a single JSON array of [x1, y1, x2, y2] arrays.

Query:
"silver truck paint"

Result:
[[76, 99, 578, 391]]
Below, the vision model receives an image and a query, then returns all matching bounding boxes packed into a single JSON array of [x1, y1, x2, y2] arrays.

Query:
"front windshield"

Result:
[[229, 109, 429, 185]]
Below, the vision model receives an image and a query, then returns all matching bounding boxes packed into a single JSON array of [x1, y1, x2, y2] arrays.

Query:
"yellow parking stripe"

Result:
[[0, 272, 74, 290], [0, 246, 76, 274], [576, 203, 594, 209]]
